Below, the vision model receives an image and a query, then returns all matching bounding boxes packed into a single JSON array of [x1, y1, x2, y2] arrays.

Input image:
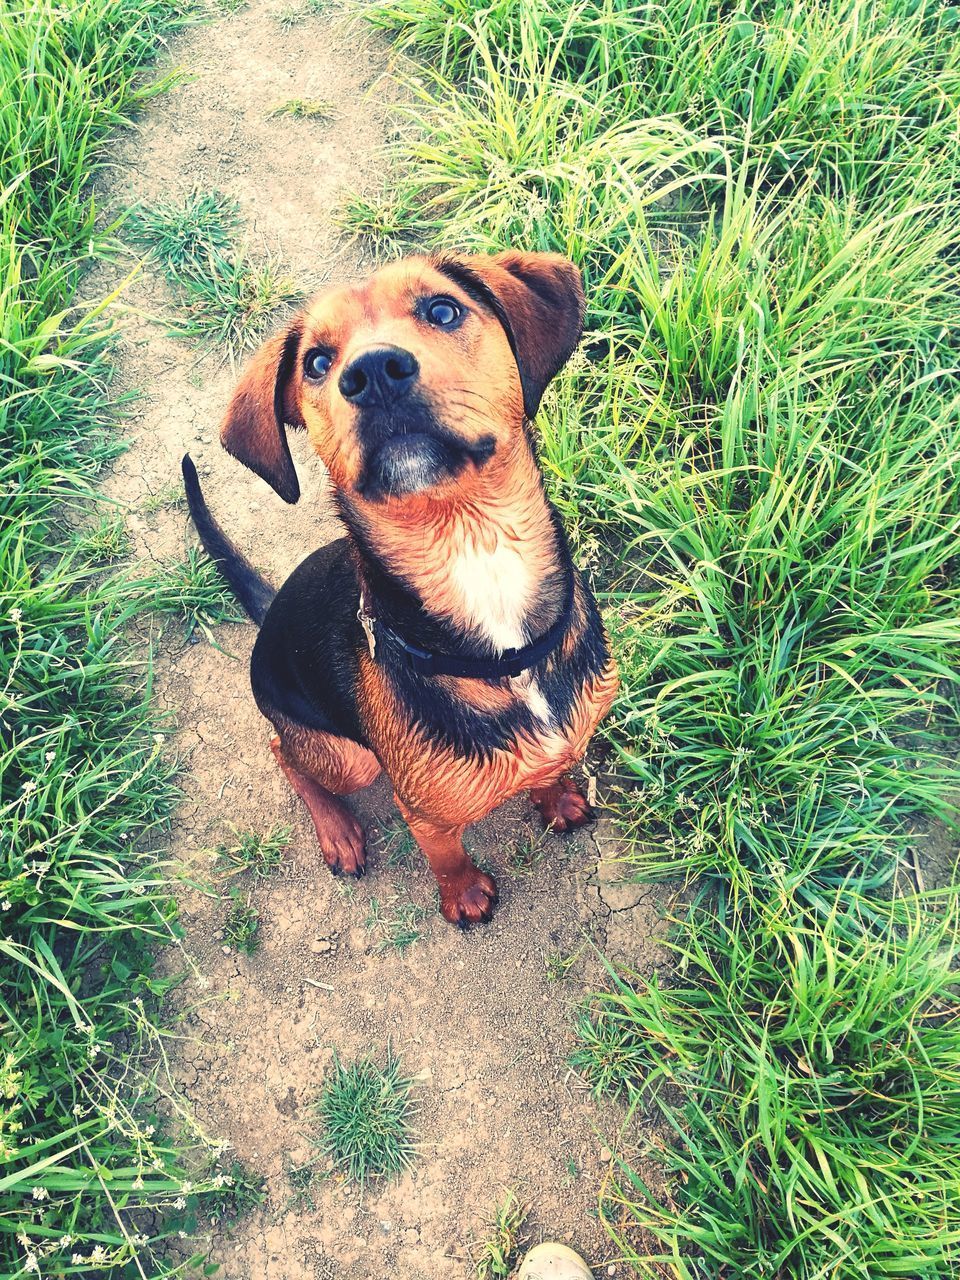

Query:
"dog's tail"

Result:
[[181, 454, 276, 626]]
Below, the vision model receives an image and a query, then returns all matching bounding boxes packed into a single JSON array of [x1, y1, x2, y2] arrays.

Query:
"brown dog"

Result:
[[183, 251, 618, 925]]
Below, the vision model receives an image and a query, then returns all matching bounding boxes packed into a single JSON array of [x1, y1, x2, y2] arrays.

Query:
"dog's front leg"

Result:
[[394, 797, 498, 927]]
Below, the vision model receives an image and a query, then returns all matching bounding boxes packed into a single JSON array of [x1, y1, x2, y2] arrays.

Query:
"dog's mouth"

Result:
[[356, 404, 495, 501]]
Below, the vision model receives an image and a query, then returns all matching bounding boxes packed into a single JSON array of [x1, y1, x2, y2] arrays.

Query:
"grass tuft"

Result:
[[128, 192, 299, 356], [471, 1189, 529, 1279], [315, 1047, 418, 1186], [269, 97, 336, 120], [223, 889, 261, 954], [365, 893, 428, 951], [214, 822, 291, 879], [126, 189, 241, 276]]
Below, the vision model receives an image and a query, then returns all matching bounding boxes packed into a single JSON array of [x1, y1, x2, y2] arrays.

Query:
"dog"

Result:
[[182, 250, 618, 926]]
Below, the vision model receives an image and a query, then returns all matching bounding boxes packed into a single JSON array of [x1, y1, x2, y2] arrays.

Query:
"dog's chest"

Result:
[[447, 543, 554, 725]]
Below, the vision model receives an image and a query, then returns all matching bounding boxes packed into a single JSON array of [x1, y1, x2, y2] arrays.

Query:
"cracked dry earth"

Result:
[[91, 3, 670, 1276]]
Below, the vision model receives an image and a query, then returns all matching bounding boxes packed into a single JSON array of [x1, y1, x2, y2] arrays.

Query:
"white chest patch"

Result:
[[447, 543, 555, 727], [449, 542, 532, 651]]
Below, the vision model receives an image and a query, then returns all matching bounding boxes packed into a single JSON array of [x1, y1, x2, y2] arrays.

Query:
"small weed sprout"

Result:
[[506, 826, 551, 876], [315, 1048, 418, 1186], [206, 1160, 265, 1224], [544, 946, 584, 983], [365, 894, 428, 952], [223, 890, 260, 955], [142, 483, 186, 514], [73, 513, 131, 563], [214, 823, 291, 879], [269, 98, 336, 120], [274, 0, 327, 25], [285, 1157, 325, 1211], [471, 1189, 529, 1279], [376, 817, 418, 869]]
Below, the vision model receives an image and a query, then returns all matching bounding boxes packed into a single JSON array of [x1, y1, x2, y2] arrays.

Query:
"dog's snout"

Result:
[[339, 346, 419, 407]]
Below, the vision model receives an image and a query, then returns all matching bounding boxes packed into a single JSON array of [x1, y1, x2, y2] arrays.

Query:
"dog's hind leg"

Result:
[[530, 774, 593, 833], [269, 723, 381, 878], [394, 799, 498, 927]]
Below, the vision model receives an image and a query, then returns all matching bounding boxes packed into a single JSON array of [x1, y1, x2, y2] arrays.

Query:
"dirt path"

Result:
[[93, 4, 667, 1276]]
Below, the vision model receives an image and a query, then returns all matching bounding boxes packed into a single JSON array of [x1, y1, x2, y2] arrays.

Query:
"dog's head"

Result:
[[220, 251, 584, 505]]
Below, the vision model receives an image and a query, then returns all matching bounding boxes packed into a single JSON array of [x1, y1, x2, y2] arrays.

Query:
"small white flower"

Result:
[[181, 1181, 193, 1193], [45, 750, 55, 763], [10, 607, 22, 622], [58, 1235, 72, 1248], [1, 900, 10, 911], [173, 1196, 186, 1210], [23, 1255, 39, 1274], [31, 1186, 48, 1201], [90, 1244, 107, 1264], [132, 1176, 144, 1190], [21, 780, 37, 795], [72, 1256, 84, 1265], [143, 1124, 155, 1137]]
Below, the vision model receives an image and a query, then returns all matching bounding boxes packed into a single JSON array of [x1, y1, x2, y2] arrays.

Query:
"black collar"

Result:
[[357, 570, 575, 680]]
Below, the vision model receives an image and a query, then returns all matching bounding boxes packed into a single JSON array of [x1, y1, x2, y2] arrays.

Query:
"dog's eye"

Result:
[[304, 350, 332, 380], [425, 296, 462, 328]]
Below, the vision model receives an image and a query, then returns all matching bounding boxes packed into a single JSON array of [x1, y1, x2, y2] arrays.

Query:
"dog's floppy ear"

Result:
[[441, 250, 585, 418], [220, 325, 304, 504]]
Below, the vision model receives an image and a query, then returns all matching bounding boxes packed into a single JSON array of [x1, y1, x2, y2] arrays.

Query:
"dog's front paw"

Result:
[[532, 777, 593, 833], [318, 809, 367, 878], [440, 869, 498, 928]]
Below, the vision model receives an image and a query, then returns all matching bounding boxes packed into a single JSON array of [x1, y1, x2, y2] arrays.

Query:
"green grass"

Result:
[[126, 189, 241, 276], [314, 1048, 418, 1186], [144, 545, 245, 637], [577, 887, 960, 1277], [127, 191, 299, 357], [365, 893, 428, 951], [470, 1189, 529, 1279], [506, 825, 551, 876], [142, 481, 187, 514], [71, 511, 132, 563], [375, 816, 418, 868], [269, 97, 336, 120], [213, 822, 291, 879], [335, 186, 426, 256], [222, 890, 260, 954], [274, 0, 328, 25], [0, 0, 245, 1274], [361, 0, 960, 1274]]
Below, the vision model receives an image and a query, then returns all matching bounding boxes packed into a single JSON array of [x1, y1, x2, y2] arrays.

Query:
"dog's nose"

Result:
[[339, 346, 419, 407]]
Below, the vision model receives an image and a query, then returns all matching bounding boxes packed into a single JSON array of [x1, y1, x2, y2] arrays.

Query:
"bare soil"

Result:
[[91, 3, 670, 1276]]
